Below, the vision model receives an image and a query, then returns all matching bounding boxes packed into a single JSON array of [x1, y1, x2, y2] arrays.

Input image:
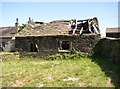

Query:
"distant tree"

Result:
[[18, 24, 26, 32]]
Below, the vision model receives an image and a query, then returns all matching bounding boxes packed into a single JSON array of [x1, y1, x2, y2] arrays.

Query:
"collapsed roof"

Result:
[[16, 17, 100, 37]]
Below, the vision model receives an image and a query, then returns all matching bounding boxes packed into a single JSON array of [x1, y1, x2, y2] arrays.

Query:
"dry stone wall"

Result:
[[93, 38, 120, 64]]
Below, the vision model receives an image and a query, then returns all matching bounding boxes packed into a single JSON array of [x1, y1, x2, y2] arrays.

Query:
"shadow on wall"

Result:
[[3, 39, 15, 52], [93, 38, 120, 63], [92, 38, 120, 87]]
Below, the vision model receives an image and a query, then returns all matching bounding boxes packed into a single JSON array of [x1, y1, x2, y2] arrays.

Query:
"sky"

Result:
[[1, 2, 119, 37]]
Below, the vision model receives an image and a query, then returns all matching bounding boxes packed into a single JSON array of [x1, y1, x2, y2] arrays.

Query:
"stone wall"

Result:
[[93, 38, 120, 64], [106, 33, 120, 38], [0, 38, 15, 52], [15, 34, 100, 58]]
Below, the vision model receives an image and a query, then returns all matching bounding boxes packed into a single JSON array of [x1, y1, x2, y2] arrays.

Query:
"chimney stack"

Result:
[[15, 18, 19, 28], [28, 17, 31, 23]]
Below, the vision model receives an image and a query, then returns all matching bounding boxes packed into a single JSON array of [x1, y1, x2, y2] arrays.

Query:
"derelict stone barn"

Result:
[[15, 17, 101, 57]]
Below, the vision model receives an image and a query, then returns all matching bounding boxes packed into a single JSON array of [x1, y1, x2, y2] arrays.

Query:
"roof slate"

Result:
[[16, 20, 71, 37], [0, 26, 17, 38], [106, 27, 120, 33], [16, 17, 100, 37]]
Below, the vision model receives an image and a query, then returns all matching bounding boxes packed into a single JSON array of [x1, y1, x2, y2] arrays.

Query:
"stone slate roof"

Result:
[[16, 20, 70, 37], [0, 26, 17, 38], [106, 27, 120, 33]]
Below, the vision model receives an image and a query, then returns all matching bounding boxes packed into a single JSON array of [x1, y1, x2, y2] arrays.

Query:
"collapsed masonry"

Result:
[[15, 17, 101, 57]]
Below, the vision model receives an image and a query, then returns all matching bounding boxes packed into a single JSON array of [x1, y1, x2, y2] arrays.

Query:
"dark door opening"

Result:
[[30, 43, 38, 52], [61, 41, 70, 50]]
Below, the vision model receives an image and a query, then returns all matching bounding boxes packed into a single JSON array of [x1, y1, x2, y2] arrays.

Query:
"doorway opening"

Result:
[[30, 43, 38, 52]]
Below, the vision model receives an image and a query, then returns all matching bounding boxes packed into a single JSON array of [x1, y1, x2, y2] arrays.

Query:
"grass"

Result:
[[1, 54, 120, 87]]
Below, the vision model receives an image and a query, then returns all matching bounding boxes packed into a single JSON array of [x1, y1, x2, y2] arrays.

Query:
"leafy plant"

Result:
[[46, 51, 88, 60], [18, 24, 26, 32]]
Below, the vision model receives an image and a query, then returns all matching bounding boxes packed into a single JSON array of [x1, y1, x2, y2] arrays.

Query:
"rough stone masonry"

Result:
[[15, 17, 101, 58]]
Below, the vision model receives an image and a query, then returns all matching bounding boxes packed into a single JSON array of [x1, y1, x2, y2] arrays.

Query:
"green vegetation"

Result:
[[47, 52, 88, 60], [1, 52, 120, 87], [18, 24, 26, 32]]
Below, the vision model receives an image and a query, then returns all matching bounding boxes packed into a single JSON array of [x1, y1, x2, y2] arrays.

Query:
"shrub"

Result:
[[47, 53, 63, 60], [46, 51, 88, 60]]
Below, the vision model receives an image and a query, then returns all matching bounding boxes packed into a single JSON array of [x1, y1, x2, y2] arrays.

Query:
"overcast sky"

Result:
[[1, 2, 119, 37]]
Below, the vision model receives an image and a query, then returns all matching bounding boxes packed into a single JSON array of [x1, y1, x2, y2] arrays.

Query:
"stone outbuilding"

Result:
[[0, 19, 18, 52], [106, 27, 120, 38]]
